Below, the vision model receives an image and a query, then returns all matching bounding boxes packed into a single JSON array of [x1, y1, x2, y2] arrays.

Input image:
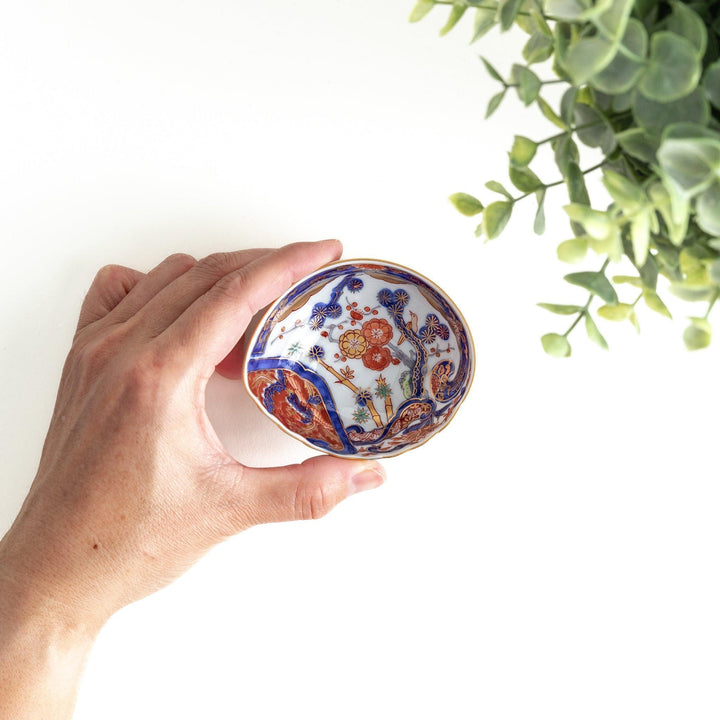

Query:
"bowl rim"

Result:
[[242, 257, 476, 460]]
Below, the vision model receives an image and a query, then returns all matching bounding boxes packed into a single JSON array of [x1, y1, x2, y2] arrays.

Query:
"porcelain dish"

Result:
[[243, 259, 475, 458]]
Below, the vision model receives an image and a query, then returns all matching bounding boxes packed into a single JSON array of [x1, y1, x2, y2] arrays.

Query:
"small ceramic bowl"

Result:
[[243, 259, 474, 459]]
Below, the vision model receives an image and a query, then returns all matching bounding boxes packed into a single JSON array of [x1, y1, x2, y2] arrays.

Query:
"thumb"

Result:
[[224, 455, 385, 529]]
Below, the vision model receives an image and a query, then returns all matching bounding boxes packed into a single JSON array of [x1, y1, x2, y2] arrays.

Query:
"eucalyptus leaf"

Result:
[[482, 200, 513, 239], [449, 192, 484, 216], [409, 0, 435, 22], [633, 88, 710, 137], [537, 303, 584, 315], [534, 188, 547, 235], [485, 180, 513, 199], [666, 1, 707, 57], [472, 7, 499, 43], [499, 0, 524, 31], [704, 60, 720, 110], [591, 18, 648, 95], [585, 313, 609, 349], [537, 96, 568, 130], [557, 237, 588, 263], [597, 303, 633, 321], [695, 182, 720, 236], [656, 136, 720, 198], [562, 36, 616, 86], [642, 288, 672, 318], [574, 103, 616, 154], [565, 271, 619, 304], [541, 332, 572, 357], [440, 4, 467, 36], [565, 161, 590, 206], [638, 32, 702, 103], [510, 135, 538, 166], [560, 87, 578, 127], [512, 64, 541, 105], [509, 164, 544, 193], [480, 56, 504, 84], [683, 318, 712, 350], [486, 89, 507, 118], [523, 32, 555, 64], [616, 127, 658, 163]]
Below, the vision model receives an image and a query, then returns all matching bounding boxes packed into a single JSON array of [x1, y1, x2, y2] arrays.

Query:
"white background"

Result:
[[1, 2, 719, 719]]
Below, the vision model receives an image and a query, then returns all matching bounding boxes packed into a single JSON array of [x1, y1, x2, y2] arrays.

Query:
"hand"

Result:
[[0, 240, 385, 718]]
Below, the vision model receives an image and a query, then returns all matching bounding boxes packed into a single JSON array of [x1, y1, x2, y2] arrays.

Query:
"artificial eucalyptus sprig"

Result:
[[411, 0, 720, 354]]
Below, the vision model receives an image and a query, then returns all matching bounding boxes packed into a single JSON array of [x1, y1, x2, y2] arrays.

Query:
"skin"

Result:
[[0, 240, 385, 718]]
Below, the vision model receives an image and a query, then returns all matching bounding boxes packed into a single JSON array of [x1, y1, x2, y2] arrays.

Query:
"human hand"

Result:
[[0, 240, 385, 718]]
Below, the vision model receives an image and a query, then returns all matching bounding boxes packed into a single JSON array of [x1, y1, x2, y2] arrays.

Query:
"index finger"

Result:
[[158, 239, 342, 377]]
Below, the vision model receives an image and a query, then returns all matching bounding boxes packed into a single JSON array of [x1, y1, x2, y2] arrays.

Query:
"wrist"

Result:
[[0, 540, 102, 719]]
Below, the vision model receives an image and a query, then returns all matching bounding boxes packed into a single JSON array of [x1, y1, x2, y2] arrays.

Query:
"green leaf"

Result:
[[486, 89, 506, 119], [439, 4, 467, 36], [409, 0, 435, 23], [638, 32, 702, 103], [512, 64, 541, 105], [510, 135, 538, 166], [537, 96, 568, 130], [553, 135, 579, 176], [523, 32, 555, 65], [597, 303, 633, 321], [630, 209, 651, 267], [534, 188, 546, 235], [480, 56, 504, 84], [562, 36, 616, 86], [565, 271, 619, 304], [704, 60, 720, 110], [666, 1, 707, 57], [616, 127, 658, 163], [541, 332, 572, 357], [695, 182, 720, 236], [499, 0, 524, 30], [585, 313, 609, 350], [543, 0, 588, 21], [565, 161, 590, 206], [602, 168, 646, 211], [591, 18, 648, 95], [642, 289, 672, 318], [669, 283, 716, 302], [482, 201, 513, 239], [683, 318, 712, 350], [560, 87, 578, 127], [656, 136, 720, 198], [574, 103, 616, 154], [449, 192, 484, 216], [557, 237, 588, 263], [613, 275, 642, 287], [708, 260, 720, 285], [633, 87, 710, 136], [485, 180, 513, 199], [537, 303, 583, 315], [509, 164, 543, 193], [472, 7, 498, 43], [564, 204, 615, 241]]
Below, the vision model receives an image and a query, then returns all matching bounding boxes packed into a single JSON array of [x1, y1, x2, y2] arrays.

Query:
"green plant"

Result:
[[411, 0, 720, 354]]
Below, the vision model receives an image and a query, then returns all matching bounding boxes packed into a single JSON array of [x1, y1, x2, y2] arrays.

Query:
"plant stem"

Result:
[[704, 288, 720, 320], [563, 258, 611, 338], [512, 160, 606, 204]]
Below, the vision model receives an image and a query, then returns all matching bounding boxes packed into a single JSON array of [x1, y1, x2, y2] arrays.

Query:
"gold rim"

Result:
[[242, 257, 476, 460]]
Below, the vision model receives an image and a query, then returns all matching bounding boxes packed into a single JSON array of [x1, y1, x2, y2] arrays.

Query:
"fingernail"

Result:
[[349, 465, 385, 495]]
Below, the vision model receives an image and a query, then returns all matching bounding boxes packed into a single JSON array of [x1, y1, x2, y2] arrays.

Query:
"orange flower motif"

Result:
[[362, 345, 392, 371], [338, 329, 368, 359], [362, 318, 393, 346]]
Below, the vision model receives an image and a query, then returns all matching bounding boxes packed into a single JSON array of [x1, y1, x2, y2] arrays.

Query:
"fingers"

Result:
[[76, 264, 146, 333], [158, 240, 342, 375], [108, 253, 197, 324], [134, 248, 273, 338], [219, 455, 385, 530]]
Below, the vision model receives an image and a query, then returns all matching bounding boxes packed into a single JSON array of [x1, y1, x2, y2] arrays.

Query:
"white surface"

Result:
[[1, 2, 719, 719]]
